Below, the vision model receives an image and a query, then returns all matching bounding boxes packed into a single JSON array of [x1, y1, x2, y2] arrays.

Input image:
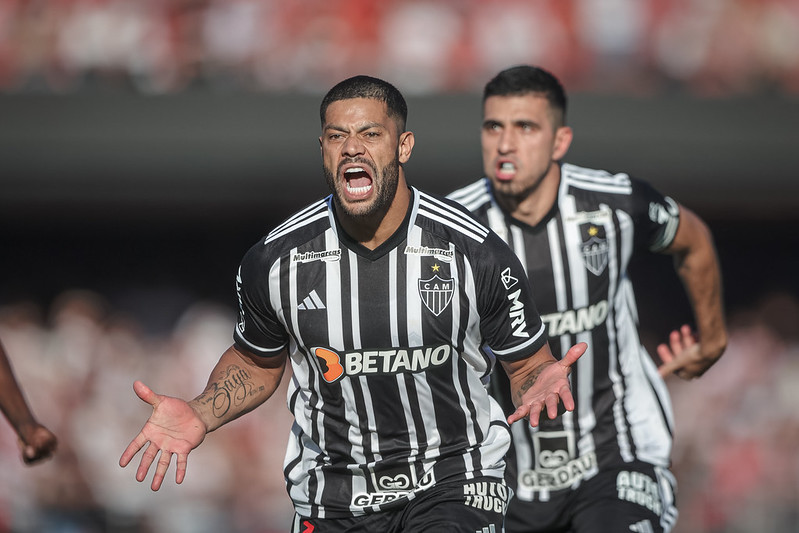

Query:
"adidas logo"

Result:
[[629, 519, 654, 533], [475, 525, 496, 533], [298, 290, 326, 310]]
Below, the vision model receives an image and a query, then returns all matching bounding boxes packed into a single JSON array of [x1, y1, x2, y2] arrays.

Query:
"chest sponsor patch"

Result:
[[292, 249, 341, 263], [312, 344, 453, 383]]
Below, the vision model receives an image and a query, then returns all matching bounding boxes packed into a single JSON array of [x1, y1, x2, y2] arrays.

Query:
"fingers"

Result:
[[658, 325, 698, 378], [133, 380, 159, 407], [119, 432, 149, 467], [657, 357, 683, 378], [560, 342, 587, 368], [151, 449, 174, 491], [137, 441, 160, 483], [175, 453, 189, 485], [557, 383, 574, 412], [507, 405, 529, 426]]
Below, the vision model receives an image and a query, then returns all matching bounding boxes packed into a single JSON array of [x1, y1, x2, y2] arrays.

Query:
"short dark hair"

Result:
[[320, 75, 408, 133], [483, 65, 567, 127]]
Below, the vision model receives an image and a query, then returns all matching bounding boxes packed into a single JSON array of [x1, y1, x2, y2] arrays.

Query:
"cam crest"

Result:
[[580, 224, 609, 276], [418, 272, 454, 316]]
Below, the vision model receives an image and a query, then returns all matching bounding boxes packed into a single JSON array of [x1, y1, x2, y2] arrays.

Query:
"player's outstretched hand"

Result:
[[119, 380, 207, 491], [18, 423, 57, 465], [657, 324, 720, 380], [508, 342, 586, 427]]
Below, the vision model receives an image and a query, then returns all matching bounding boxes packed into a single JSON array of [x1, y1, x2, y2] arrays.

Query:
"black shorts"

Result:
[[291, 476, 508, 533], [504, 462, 678, 533]]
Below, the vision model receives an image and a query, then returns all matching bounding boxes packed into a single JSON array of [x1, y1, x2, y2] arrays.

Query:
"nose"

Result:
[[497, 128, 516, 154], [342, 134, 365, 157]]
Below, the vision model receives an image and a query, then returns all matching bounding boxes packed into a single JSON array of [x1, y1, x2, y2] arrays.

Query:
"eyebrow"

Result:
[[324, 121, 384, 133]]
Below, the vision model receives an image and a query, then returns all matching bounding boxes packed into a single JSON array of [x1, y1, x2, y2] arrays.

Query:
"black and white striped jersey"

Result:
[[448, 163, 679, 502], [233, 187, 547, 518]]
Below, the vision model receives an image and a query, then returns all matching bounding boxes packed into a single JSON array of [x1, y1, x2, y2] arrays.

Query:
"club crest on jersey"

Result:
[[418, 274, 454, 316], [580, 224, 609, 276]]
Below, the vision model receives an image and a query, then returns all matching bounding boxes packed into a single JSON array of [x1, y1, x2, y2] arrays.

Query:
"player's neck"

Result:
[[338, 181, 411, 250], [498, 164, 560, 227]]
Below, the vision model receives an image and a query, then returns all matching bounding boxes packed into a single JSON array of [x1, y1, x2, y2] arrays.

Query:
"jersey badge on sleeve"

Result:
[[500, 267, 518, 290]]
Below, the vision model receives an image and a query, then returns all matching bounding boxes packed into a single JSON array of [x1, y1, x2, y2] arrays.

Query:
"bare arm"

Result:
[[500, 342, 586, 427], [0, 340, 58, 465], [657, 205, 728, 379], [120, 344, 287, 490], [189, 344, 287, 432]]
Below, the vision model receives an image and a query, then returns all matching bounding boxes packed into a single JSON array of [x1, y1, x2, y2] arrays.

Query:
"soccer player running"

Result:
[[0, 339, 58, 465], [448, 66, 727, 533], [120, 75, 586, 532]]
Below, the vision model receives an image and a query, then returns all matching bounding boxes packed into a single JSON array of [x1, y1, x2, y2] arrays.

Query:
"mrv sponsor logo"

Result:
[[501, 267, 529, 338], [540, 300, 608, 336], [312, 344, 452, 383]]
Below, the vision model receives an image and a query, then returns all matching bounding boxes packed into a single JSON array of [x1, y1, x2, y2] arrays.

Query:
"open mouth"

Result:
[[496, 160, 516, 181], [343, 165, 373, 197]]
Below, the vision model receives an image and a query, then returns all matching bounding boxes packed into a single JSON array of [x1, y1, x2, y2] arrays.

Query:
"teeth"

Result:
[[500, 162, 516, 171], [347, 183, 372, 194], [345, 167, 365, 173]]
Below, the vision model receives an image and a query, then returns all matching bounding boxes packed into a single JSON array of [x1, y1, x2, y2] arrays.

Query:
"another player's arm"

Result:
[[658, 205, 727, 379], [0, 340, 58, 464], [190, 344, 287, 432], [501, 342, 586, 427]]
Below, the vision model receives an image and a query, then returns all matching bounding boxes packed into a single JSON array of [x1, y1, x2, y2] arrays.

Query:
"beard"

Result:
[[324, 156, 401, 219]]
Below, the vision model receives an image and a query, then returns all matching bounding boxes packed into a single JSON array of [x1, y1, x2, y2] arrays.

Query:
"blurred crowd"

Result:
[[0, 0, 798, 96], [0, 291, 295, 533], [0, 289, 798, 532]]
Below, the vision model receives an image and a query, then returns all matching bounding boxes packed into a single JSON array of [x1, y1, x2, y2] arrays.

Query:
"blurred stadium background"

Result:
[[0, 1, 797, 532]]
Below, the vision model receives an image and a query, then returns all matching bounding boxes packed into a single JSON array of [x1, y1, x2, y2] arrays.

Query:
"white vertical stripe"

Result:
[[321, 233, 368, 506], [452, 252, 476, 476], [486, 205, 508, 243], [608, 209, 634, 462], [546, 216, 576, 436], [560, 195, 595, 454], [510, 225, 527, 276], [405, 226, 440, 460], [290, 249, 327, 513], [391, 246, 421, 461]]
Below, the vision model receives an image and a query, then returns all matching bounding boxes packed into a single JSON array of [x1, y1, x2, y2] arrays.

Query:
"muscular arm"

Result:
[[500, 342, 585, 427], [190, 344, 287, 433], [659, 205, 728, 378]]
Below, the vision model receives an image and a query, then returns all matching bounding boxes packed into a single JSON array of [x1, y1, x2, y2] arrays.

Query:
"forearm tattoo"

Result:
[[198, 364, 263, 419], [514, 363, 547, 405]]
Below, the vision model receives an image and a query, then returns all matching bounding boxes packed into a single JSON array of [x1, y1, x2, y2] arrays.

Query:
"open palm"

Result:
[[119, 380, 207, 491]]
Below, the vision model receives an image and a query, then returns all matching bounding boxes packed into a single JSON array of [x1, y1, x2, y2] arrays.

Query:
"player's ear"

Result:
[[552, 126, 573, 161], [398, 131, 414, 164]]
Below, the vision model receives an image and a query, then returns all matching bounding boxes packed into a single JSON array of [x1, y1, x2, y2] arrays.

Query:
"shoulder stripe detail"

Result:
[[265, 199, 330, 245], [650, 196, 680, 252], [447, 179, 492, 211], [234, 330, 287, 357], [562, 163, 633, 194], [489, 322, 547, 357], [417, 192, 489, 243]]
